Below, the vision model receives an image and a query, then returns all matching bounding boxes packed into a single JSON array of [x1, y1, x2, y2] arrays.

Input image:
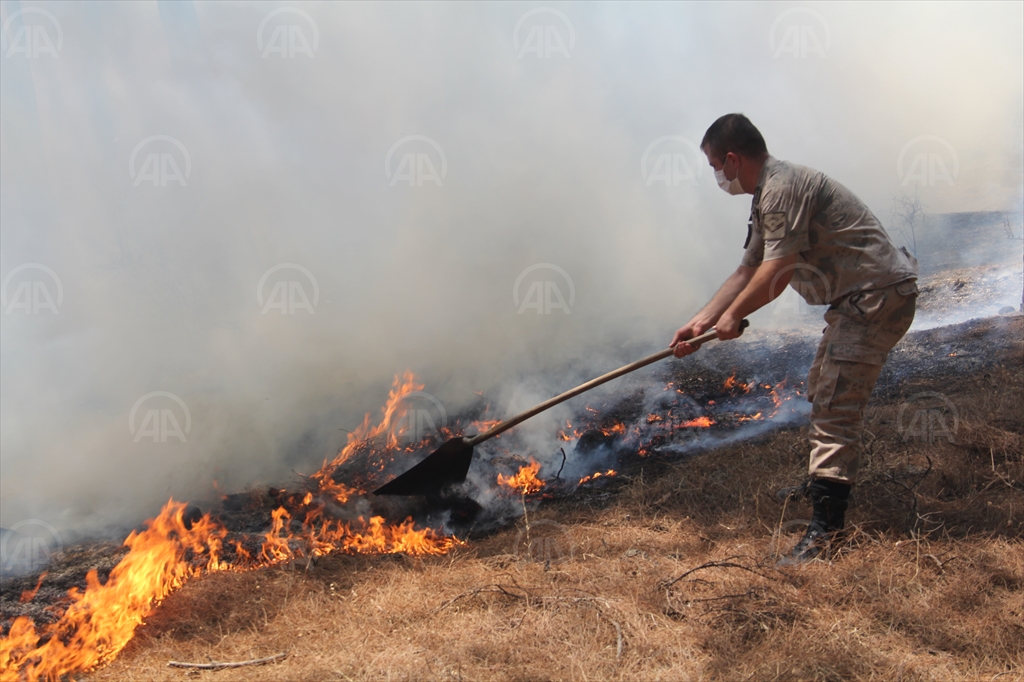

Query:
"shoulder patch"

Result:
[[762, 212, 787, 240]]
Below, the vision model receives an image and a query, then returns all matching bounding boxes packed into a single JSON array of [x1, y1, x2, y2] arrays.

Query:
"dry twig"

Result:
[[660, 556, 781, 589], [167, 651, 287, 670]]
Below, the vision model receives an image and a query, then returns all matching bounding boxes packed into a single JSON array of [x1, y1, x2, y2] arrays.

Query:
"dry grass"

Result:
[[87, 331, 1023, 682]]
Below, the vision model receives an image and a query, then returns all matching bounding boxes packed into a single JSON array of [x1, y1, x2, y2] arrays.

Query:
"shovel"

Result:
[[373, 321, 748, 496]]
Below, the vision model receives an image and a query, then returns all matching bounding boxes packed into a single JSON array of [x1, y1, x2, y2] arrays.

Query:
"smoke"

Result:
[[1, 1, 1021, 536]]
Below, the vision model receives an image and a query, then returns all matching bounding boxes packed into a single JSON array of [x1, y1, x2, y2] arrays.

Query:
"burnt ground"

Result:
[[2, 314, 1020, 642]]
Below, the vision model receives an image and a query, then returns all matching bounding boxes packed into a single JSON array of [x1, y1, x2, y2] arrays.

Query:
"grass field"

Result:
[[84, 318, 1023, 682]]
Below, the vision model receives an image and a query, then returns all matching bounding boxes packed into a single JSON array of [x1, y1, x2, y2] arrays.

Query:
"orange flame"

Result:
[[18, 572, 47, 604], [723, 374, 751, 393], [0, 501, 228, 680], [578, 469, 617, 485], [0, 372, 469, 681], [557, 420, 584, 441], [497, 460, 545, 495], [679, 416, 715, 428], [600, 423, 627, 436], [469, 418, 502, 433], [301, 515, 462, 557], [0, 499, 464, 680], [309, 371, 423, 487]]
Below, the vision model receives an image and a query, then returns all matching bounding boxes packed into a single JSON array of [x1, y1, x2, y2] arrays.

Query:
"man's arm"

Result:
[[715, 253, 798, 339], [670, 264, 755, 356], [670, 254, 798, 356]]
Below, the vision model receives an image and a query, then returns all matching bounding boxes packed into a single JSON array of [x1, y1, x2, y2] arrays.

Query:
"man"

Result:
[[670, 113, 918, 564]]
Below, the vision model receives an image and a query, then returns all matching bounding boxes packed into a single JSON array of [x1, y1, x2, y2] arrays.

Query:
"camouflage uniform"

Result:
[[742, 157, 918, 483]]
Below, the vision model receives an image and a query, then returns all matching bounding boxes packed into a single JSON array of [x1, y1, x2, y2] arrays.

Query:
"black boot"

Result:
[[778, 479, 850, 565]]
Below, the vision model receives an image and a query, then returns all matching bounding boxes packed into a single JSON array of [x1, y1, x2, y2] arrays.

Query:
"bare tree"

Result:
[[891, 192, 924, 258]]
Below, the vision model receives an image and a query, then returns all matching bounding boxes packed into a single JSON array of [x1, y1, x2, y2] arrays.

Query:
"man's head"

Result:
[[701, 114, 769, 195]]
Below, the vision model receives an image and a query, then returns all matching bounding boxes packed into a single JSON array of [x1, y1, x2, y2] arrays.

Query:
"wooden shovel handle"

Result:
[[467, 320, 749, 447]]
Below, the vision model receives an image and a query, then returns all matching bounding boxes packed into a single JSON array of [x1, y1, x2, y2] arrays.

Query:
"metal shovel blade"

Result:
[[372, 437, 475, 496]]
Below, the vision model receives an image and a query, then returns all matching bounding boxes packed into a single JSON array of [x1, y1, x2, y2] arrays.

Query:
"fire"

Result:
[[311, 371, 423, 481], [0, 369, 813, 679], [300, 515, 461, 557], [497, 460, 545, 495], [723, 374, 751, 393], [600, 423, 627, 437], [552, 376, 801, 462], [0, 501, 227, 680], [557, 420, 583, 441], [0, 372, 468, 681], [578, 469, 617, 485], [18, 573, 46, 604], [679, 416, 715, 428], [0, 499, 464, 680], [314, 478, 356, 505], [468, 418, 502, 436], [765, 382, 785, 410]]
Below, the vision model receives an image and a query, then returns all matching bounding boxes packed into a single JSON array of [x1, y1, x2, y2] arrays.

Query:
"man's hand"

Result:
[[670, 318, 712, 358], [669, 264, 758, 359], [714, 312, 742, 340]]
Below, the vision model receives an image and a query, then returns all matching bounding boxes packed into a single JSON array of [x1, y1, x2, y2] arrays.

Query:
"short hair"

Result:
[[701, 114, 768, 161]]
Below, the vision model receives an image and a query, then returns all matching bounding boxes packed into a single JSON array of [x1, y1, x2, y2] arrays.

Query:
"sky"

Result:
[[1, 1, 1022, 535]]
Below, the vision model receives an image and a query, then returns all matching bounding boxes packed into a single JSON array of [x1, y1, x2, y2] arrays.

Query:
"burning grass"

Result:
[[0, 372, 473, 681], [69, 317, 1024, 680], [2, 316, 1021, 680]]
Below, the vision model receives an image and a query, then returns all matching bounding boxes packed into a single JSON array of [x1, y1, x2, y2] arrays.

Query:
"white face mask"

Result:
[[715, 168, 745, 195]]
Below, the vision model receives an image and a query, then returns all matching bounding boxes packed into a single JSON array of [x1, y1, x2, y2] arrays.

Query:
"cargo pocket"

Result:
[[844, 289, 888, 323], [826, 317, 890, 365], [826, 288, 895, 365]]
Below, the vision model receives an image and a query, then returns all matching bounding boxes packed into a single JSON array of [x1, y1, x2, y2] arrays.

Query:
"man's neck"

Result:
[[741, 153, 770, 194]]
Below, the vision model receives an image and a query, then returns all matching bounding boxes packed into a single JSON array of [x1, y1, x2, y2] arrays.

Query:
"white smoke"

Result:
[[1, 1, 1021, 536]]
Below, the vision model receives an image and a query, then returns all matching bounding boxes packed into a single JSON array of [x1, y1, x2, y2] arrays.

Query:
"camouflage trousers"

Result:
[[806, 279, 918, 483]]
